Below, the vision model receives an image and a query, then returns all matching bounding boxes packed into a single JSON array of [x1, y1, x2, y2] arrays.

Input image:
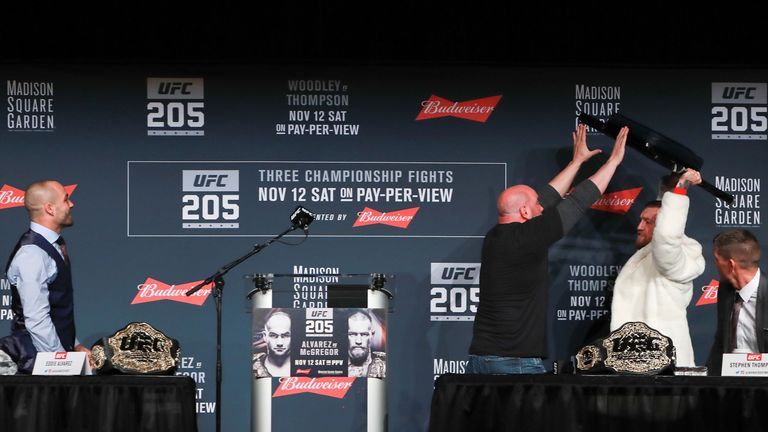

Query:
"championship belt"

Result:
[[575, 321, 676, 375], [0, 349, 17, 375], [252, 352, 271, 378], [91, 322, 180, 375], [368, 351, 386, 379]]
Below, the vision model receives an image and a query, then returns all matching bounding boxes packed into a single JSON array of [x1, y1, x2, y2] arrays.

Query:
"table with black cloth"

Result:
[[430, 374, 768, 432], [0, 375, 198, 432]]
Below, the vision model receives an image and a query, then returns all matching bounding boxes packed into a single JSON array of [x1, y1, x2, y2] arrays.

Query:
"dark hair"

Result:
[[643, 200, 662, 210], [714, 229, 761, 269]]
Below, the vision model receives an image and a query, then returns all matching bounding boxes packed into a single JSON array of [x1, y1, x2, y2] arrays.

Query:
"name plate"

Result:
[[721, 353, 768, 376], [32, 352, 91, 375]]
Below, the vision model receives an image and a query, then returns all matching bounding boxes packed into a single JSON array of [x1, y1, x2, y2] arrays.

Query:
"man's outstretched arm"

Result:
[[547, 124, 604, 198]]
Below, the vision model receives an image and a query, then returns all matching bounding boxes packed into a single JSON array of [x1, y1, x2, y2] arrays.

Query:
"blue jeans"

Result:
[[466, 355, 546, 374]]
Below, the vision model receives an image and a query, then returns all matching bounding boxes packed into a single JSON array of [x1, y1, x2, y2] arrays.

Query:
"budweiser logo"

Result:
[[415, 95, 502, 123], [353, 207, 419, 229], [273, 377, 355, 399], [747, 353, 763, 361], [0, 184, 78, 210], [695, 280, 719, 306], [131, 277, 214, 306], [296, 368, 311, 375], [590, 188, 642, 214], [55, 352, 67, 359]]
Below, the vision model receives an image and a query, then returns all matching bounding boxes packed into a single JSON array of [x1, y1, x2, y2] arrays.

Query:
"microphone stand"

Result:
[[185, 223, 303, 432]]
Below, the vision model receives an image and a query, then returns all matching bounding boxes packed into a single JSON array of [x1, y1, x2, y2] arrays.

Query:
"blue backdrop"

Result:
[[1, 65, 765, 431]]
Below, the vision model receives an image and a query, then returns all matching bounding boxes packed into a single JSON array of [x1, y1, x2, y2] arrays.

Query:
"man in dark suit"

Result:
[[707, 229, 768, 375]]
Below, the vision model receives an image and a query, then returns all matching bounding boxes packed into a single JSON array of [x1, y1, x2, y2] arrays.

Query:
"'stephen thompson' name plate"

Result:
[[722, 353, 768, 376], [32, 352, 92, 375]]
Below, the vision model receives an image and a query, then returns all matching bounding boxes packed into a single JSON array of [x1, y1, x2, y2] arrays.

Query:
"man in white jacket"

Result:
[[610, 169, 706, 367]]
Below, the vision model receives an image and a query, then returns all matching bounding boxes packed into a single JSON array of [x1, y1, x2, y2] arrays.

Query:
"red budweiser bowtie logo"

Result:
[[353, 207, 419, 229], [415, 95, 502, 123], [696, 280, 719, 306], [590, 188, 642, 214], [131, 277, 214, 306], [296, 368, 311, 375], [0, 184, 78, 210], [272, 377, 356, 399]]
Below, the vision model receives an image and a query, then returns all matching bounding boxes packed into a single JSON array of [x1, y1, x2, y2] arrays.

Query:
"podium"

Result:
[[245, 273, 392, 432]]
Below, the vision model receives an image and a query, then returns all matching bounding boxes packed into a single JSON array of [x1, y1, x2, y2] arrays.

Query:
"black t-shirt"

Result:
[[469, 181, 599, 358]]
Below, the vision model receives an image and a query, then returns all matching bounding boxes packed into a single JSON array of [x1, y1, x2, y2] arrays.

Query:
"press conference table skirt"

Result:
[[0, 375, 197, 432], [429, 374, 768, 432]]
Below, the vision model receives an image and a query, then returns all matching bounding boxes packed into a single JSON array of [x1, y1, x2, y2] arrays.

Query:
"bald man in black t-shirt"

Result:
[[467, 125, 627, 374]]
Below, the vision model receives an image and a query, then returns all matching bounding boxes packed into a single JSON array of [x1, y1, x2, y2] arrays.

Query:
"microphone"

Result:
[[290, 206, 315, 233]]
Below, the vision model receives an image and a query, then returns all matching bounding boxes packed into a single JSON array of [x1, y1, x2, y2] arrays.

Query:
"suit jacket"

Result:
[[707, 272, 768, 376]]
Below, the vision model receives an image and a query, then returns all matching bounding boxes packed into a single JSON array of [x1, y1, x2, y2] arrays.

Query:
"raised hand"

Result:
[[677, 169, 703, 187], [572, 123, 602, 164], [608, 126, 628, 165]]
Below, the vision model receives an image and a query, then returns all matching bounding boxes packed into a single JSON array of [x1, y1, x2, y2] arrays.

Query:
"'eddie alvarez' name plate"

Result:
[[91, 322, 180, 375]]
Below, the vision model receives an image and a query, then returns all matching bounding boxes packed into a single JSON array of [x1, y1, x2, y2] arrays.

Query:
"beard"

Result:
[[348, 346, 369, 365], [635, 234, 651, 249], [61, 212, 74, 227]]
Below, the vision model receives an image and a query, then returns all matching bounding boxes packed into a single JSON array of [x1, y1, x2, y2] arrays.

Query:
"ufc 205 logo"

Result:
[[711, 82, 767, 140], [305, 309, 334, 336], [429, 263, 480, 321], [181, 170, 239, 229], [147, 78, 205, 136]]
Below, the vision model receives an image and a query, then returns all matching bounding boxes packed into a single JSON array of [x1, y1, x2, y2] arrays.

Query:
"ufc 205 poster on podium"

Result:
[[252, 308, 386, 379]]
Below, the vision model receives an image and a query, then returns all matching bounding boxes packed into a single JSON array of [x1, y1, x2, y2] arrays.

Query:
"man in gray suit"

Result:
[[707, 229, 768, 375]]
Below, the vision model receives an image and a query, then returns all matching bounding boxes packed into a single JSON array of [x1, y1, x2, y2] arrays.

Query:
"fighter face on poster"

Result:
[[252, 308, 386, 379]]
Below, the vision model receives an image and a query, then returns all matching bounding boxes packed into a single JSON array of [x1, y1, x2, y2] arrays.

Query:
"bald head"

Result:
[[25, 181, 58, 216], [264, 311, 291, 359], [496, 185, 542, 224], [24, 180, 73, 232]]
